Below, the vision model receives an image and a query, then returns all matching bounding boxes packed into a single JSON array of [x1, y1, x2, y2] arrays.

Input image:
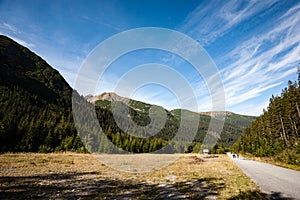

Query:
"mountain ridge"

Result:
[[86, 92, 256, 118], [0, 35, 255, 153], [88, 92, 256, 151], [0, 34, 85, 152]]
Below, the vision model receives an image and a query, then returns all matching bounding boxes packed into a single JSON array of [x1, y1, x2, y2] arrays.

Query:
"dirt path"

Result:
[[228, 153, 300, 199]]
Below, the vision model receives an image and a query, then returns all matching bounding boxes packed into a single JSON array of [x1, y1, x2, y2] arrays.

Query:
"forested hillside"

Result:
[[232, 74, 300, 165], [0, 35, 255, 153], [0, 35, 85, 152], [83, 94, 256, 153]]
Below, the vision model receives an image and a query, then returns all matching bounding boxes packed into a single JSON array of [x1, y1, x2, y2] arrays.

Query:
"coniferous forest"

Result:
[[3, 33, 300, 164], [0, 35, 255, 154], [232, 73, 300, 165], [0, 35, 85, 153]]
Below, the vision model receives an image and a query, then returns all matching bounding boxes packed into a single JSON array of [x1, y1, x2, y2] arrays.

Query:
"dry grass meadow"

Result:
[[0, 153, 266, 199], [240, 153, 300, 171]]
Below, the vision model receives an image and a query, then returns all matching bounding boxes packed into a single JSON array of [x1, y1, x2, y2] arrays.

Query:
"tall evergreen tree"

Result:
[[233, 69, 300, 165]]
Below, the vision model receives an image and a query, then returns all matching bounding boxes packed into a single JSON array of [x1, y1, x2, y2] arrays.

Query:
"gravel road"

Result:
[[228, 153, 300, 199]]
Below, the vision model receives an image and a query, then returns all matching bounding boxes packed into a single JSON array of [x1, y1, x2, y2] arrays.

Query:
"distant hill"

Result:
[[200, 111, 256, 129], [0, 35, 255, 153], [0, 35, 85, 152], [87, 92, 256, 152]]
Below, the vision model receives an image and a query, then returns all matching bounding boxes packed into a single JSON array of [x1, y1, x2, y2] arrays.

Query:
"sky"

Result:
[[0, 0, 300, 116]]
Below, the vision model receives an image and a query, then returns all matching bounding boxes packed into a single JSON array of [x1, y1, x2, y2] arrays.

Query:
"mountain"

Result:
[[0, 35, 255, 154], [86, 92, 130, 104], [87, 92, 256, 152], [232, 78, 300, 165], [200, 111, 256, 129], [87, 92, 166, 113], [0, 35, 84, 152]]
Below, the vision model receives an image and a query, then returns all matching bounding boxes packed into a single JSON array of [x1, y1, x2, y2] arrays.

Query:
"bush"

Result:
[[275, 150, 300, 165], [38, 145, 52, 153]]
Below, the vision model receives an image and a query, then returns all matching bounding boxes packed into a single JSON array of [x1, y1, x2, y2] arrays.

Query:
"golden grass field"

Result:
[[0, 153, 266, 199]]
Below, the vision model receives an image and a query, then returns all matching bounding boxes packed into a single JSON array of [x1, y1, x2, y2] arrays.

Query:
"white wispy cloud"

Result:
[[180, 1, 300, 114], [180, 0, 277, 45], [0, 22, 35, 48], [0, 22, 18, 33], [81, 15, 123, 32], [231, 100, 270, 116], [220, 2, 300, 108]]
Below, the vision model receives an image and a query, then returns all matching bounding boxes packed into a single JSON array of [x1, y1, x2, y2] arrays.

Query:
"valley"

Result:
[[0, 35, 255, 154], [1, 1, 300, 199], [0, 20, 299, 200]]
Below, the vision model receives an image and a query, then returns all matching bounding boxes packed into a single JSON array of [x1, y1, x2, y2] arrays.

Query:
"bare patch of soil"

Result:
[[188, 156, 204, 164]]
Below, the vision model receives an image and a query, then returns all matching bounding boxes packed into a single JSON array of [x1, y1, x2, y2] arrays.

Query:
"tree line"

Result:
[[232, 69, 300, 165], [0, 35, 254, 154]]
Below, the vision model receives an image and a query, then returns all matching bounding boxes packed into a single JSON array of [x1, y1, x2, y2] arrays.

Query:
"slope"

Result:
[[232, 78, 300, 165], [0, 35, 255, 154], [87, 93, 256, 153], [0, 35, 84, 152]]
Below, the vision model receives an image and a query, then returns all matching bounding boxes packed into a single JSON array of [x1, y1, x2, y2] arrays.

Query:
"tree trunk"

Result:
[[280, 114, 288, 146], [293, 121, 298, 138], [296, 102, 300, 119], [289, 116, 298, 138]]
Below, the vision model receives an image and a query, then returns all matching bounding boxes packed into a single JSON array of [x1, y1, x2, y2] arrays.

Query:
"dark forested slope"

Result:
[[0, 35, 84, 152], [0, 35, 255, 153], [87, 94, 256, 153]]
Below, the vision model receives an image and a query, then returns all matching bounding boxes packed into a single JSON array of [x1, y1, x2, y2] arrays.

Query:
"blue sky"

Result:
[[1, 0, 300, 115]]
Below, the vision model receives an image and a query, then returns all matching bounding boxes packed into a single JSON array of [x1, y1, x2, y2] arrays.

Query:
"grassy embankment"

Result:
[[0, 153, 266, 199], [240, 153, 300, 171]]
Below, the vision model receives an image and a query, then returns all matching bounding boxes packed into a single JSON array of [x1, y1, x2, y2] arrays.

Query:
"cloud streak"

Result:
[[0, 22, 35, 48], [220, 2, 300, 108], [180, 1, 300, 114], [1, 1, 299, 116], [180, 0, 278, 45]]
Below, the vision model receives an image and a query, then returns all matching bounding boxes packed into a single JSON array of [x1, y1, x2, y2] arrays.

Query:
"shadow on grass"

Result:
[[229, 190, 296, 200], [0, 172, 226, 199], [174, 178, 225, 199]]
